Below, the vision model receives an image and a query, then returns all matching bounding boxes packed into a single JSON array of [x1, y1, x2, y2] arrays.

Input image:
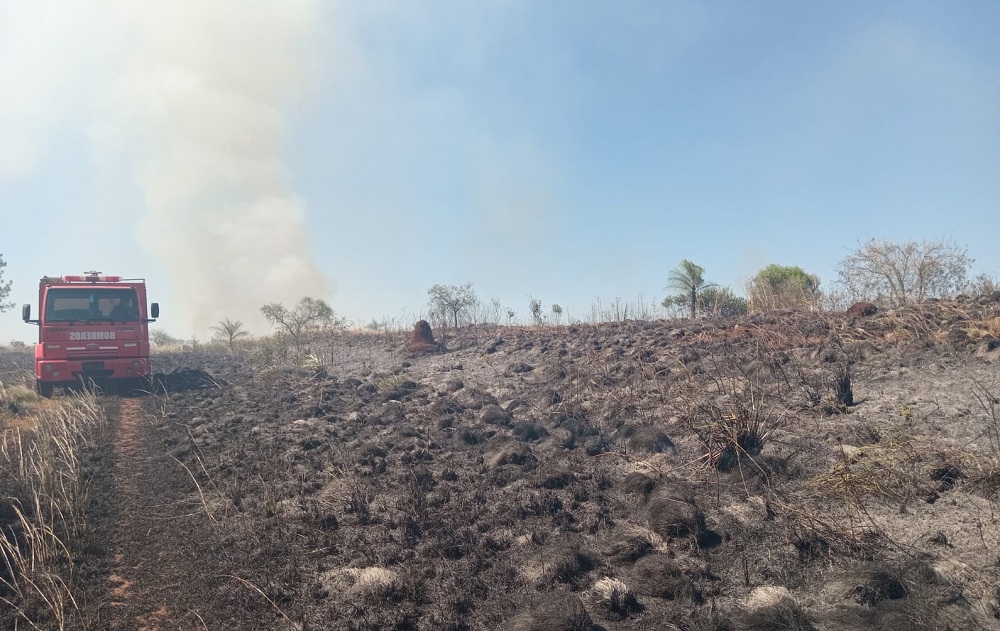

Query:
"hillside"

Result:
[[2, 296, 1000, 630]]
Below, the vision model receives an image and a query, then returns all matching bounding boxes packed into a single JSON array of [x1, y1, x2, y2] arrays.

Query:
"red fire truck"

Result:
[[22, 271, 159, 396]]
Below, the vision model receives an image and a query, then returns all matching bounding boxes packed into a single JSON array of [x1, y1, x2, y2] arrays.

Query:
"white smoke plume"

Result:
[[1, 1, 331, 335]]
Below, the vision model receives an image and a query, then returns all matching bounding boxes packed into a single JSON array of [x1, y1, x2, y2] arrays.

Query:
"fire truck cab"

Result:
[[22, 271, 159, 397]]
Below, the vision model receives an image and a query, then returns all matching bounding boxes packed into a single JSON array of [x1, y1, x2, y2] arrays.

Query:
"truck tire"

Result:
[[37, 381, 54, 398]]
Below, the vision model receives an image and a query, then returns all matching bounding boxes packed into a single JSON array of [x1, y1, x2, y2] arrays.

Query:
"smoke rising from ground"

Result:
[[111, 1, 331, 335], [1, 1, 331, 336]]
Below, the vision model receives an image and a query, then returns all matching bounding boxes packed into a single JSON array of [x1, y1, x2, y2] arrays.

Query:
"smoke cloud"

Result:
[[1, 1, 331, 335]]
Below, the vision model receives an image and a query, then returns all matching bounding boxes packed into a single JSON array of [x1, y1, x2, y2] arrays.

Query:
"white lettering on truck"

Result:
[[69, 331, 116, 341]]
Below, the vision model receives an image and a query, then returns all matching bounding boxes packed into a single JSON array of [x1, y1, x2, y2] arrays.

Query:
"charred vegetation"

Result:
[[2, 295, 1000, 627]]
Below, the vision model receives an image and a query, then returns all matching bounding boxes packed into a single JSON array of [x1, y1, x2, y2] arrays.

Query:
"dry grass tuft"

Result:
[[0, 391, 106, 629], [534, 544, 596, 586], [955, 454, 1000, 497], [508, 591, 593, 631], [821, 557, 988, 630], [741, 598, 816, 631], [778, 502, 887, 562], [589, 576, 640, 620], [809, 433, 932, 506], [677, 355, 777, 473], [647, 491, 704, 539], [350, 567, 402, 600], [603, 533, 654, 563], [319, 565, 403, 604], [631, 555, 701, 601]]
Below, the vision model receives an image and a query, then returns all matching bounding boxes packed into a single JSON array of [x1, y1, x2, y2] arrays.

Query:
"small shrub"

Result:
[[378, 373, 410, 393], [900, 403, 913, 421]]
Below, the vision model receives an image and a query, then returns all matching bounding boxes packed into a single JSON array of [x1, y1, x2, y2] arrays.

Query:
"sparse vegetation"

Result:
[[261, 296, 340, 337], [427, 282, 479, 328], [0, 253, 11, 313], [663, 259, 716, 318], [665, 286, 747, 318], [528, 296, 544, 325], [150, 329, 181, 346], [838, 238, 973, 305], [261, 296, 345, 355], [747, 264, 820, 312], [3, 292, 1000, 628], [210, 318, 250, 349], [0, 384, 106, 629]]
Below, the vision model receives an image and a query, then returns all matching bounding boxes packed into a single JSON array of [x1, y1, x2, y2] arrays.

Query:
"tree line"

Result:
[[426, 238, 995, 326], [2, 238, 996, 345], [659, 238, 989, 319]]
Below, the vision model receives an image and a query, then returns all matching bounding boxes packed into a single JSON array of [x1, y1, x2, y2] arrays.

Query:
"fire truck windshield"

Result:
[[44, 288, 140, 323]]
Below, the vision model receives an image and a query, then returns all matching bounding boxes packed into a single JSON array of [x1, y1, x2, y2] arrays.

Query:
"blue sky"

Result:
[[1, 1, 998, 342]]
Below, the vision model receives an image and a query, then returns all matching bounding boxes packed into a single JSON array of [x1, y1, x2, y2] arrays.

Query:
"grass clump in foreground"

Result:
[[0, 385, 106, 630]]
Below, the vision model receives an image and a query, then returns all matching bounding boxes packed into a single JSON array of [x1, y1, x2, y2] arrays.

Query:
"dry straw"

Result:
[[0, 387, 105, 629]]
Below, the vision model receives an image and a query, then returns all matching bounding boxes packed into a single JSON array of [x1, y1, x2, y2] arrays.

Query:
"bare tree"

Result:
[[0, 254, 12, 313], [427, 283, 479, 328], [967, 273, 999, 297], [211, 318, 250, 349], [487, 298, 504, 325], [838, 238, 972, 306], [150, 329, 181, 346]]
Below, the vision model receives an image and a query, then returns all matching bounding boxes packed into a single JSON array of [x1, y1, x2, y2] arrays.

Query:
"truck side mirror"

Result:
[[22, 304, 30, 322], [150, 303, 159, 319]]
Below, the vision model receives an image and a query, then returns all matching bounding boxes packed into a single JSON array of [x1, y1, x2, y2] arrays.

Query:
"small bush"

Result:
[[378, 373, 411, 393]]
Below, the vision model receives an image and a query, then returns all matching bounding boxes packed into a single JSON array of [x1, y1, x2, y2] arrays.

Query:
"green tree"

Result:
[[211, 318, 250, 349], [699, 286, 748, 317], [662, 286, 747, 318], [528, 296, 544, 325], [427, 283, 478, 328], [838, 238, 972, 306], [551, 304, 563, 325], [748, 264, 820, 312], [0, 254, 12, 313], [665, 259, 715, 318], [261, 297, 341, 345]]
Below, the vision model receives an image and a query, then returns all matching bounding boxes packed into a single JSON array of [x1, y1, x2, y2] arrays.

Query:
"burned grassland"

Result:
[[3, 295, 1000, 629]]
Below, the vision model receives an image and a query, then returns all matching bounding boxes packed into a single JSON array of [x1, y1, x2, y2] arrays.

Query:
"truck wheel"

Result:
[[37, 381, 54, 398]]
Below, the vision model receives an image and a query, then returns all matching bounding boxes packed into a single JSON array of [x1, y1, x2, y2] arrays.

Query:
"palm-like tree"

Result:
[[666, 259, 715, 319], [211, 318, 250, 349]]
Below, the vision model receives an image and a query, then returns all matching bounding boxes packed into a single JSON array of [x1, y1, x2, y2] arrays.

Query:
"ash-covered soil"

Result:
[[5, 296, 1000, 630]]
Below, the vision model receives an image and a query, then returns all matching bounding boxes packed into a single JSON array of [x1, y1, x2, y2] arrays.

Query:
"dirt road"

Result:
[[89, 396, 277, 630]]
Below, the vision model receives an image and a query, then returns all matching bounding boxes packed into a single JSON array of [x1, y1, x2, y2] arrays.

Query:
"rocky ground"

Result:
[[3, 296, 1000, 629]]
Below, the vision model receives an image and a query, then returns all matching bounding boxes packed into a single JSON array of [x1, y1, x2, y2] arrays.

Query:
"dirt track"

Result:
[[90, 396, 284, 630]]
